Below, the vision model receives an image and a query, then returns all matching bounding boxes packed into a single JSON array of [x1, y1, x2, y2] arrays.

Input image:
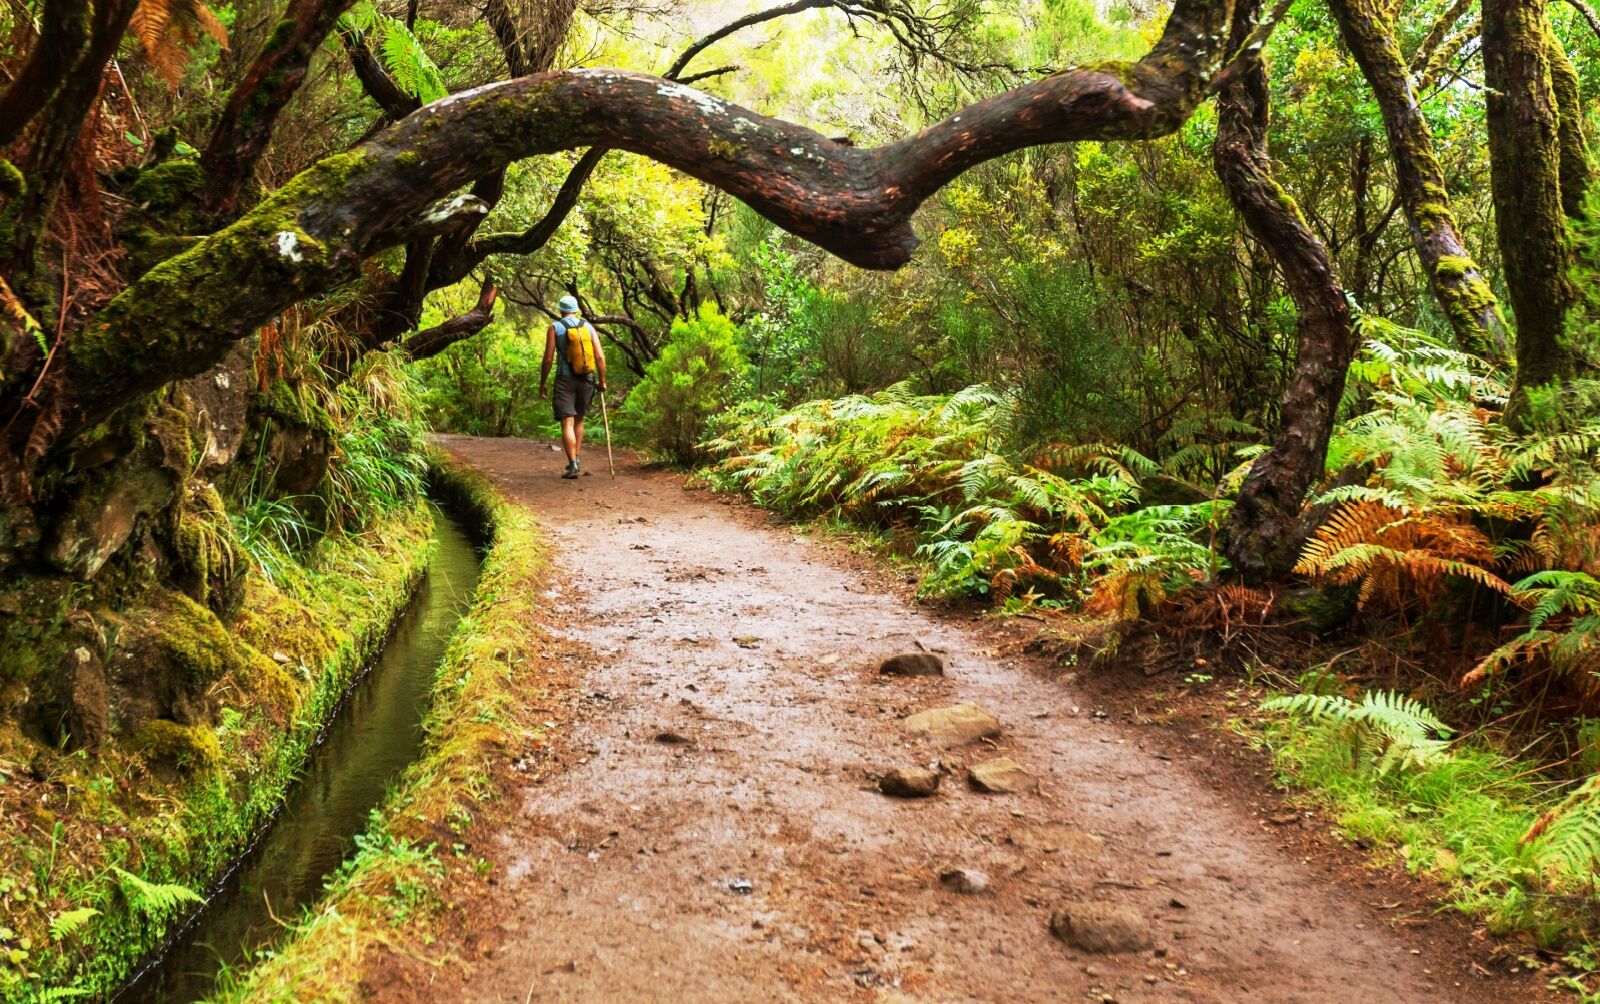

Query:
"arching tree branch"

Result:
[[401, 283, 500, 359], [468, 147, 609, 261], [666, 0, 832, 79], [72, 0, 1232, 437]]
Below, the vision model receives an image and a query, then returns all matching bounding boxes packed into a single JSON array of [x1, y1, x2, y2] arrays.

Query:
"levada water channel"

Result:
[[116, 506, 481, 1003]]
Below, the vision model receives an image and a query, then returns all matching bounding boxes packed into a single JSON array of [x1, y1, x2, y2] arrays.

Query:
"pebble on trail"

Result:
[[900, 703, 1001, 747], [1049, 901, 1154, 955], [968, 756, 1039, 793]]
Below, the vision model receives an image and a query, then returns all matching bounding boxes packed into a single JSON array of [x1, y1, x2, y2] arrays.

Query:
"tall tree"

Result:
[[1483, 0, 1591, 424], [1327, 0, 1508, 360], [1214, 0, 1358, 581]]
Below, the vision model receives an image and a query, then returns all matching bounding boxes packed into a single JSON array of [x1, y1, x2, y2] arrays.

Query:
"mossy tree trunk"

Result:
[[1327, 0, 1508, 361], [1483, 0, 1590, 424], [1214, 0, 1358, 583], [0, 0, 139, 286], [200, 0, 362, 217]]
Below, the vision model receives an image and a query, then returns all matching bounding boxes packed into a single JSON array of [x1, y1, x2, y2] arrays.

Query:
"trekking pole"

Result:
[[599, 389, 616, 477]]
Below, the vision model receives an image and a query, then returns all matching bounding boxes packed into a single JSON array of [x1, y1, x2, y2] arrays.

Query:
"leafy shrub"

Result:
[[621, 305, 746, 465], [706, 384, 1225, 607]]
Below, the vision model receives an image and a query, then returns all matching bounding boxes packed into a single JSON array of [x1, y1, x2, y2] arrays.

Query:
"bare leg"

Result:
[[561, 417, 579, 463]]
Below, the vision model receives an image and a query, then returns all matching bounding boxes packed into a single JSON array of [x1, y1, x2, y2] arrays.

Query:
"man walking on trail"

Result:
[[539, 294, 607, 479]]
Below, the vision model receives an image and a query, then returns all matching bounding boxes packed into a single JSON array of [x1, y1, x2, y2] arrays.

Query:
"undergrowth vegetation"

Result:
[[1, 296, 438, 999], [703, 383, 1229, 614], [703, 313, 1600, 969]]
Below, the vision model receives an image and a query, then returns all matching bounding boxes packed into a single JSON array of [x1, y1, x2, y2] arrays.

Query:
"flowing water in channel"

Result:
[[117, 509, 480, 1004]]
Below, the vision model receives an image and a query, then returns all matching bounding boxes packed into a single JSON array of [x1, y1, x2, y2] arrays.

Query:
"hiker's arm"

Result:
[[538, 325, 555, 397], [593, 327, 607, 391]]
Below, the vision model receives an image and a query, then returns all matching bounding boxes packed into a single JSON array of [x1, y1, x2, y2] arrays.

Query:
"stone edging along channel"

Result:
[[208, 451, 577, 1003]]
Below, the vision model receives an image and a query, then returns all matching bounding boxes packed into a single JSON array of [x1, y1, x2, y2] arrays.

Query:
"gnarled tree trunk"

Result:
[[1483, 0, 1588, 424], [1327, 0, 1508, 360], [1215, 0, 1357, 582]]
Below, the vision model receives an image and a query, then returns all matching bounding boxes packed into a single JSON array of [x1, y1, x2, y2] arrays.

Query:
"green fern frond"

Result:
[[1263, 689, 1452, 776], [49, 907, 99, 941], [112, 866, 204, 921]]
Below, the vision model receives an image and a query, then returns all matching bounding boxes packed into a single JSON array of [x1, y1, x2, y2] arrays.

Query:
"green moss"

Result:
[[134, 719, 223, 773], [176, 482, 240, 610], [76, 148, 377, 393], [0, 158, 24, 199], [258, 380, 336, 437], [129, 160, 203, 212], [1415, 201, 1456, 229], [265, 17, 297, 49], [233, 642, 299, 722], [707, 138, 740, 160], [395, 150, 421, 168], [1434, 255, 1472, 281], [141, 591, 242, 686]]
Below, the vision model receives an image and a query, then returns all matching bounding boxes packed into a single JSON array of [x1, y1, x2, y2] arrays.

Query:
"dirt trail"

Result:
[[425, 435, 1541, 1004]]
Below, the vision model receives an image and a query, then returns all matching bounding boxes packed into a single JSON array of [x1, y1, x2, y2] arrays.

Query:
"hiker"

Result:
[[539, 295, 607, 479]]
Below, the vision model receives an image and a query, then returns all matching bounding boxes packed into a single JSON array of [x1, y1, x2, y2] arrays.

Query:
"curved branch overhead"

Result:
[[76, 0, 1231, 432], [401, 283, 500, 359]]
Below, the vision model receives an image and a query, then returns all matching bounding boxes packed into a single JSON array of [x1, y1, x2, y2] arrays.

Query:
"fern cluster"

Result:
[[340, 1, 448, 103], [1296, 320, 1600, 692], [704, 384, 1226, 608], [110, 867, 203, 923], [1262, 690, 1453, 776]]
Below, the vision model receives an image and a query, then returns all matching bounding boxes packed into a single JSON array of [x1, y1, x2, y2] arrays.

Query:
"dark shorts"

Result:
[[552, 373, 596, 421]]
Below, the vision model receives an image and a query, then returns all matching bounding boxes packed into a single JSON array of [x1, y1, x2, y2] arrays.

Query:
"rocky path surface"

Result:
[[424, 434, 1540, 1003]]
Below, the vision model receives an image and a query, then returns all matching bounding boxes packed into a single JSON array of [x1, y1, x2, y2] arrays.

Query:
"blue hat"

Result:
[[558, 295, 579, 314]]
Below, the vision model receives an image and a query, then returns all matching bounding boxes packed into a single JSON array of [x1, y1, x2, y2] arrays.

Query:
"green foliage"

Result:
[[230, 496, 314, 583], [324, 357, 429, 531], [1262, 690, 1453, 776], [1299, 319, 1600, 625], [109, 868, 203, 923], [342, 2, 447, 103], [46, 910, 96, 943], [706, 384, 1224, 608], [409, 311, 555, 440], [620, 305, 747, 466]]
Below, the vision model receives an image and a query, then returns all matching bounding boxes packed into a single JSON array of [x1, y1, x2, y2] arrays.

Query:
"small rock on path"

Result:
[[900, 702, 1000, 746], [877, 767, 940, 798], [1050, 901, 1154, 955]]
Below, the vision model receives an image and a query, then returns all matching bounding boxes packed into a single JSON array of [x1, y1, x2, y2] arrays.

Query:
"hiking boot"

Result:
[[562, 459, 579, 480]]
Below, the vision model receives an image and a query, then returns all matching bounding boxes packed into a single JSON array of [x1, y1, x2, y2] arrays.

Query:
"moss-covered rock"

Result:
[[175, 480, 244, 613], [128, 159, 203, 215], [109, 589, 248, 727]]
